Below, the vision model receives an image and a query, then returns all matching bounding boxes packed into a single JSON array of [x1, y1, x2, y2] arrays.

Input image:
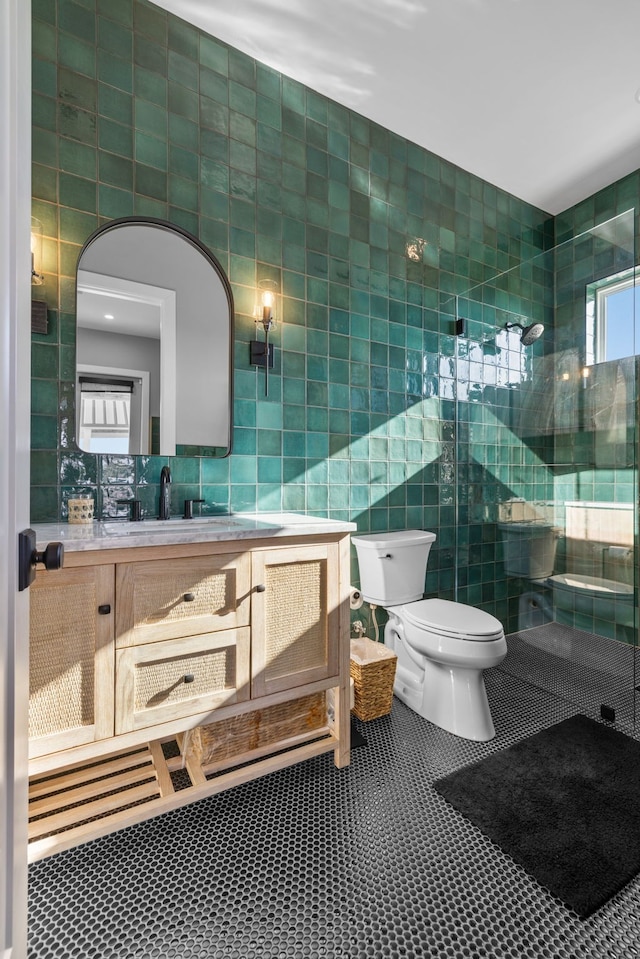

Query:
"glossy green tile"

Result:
[[257, 457, 281, 484], [31, 413, 59, 450], [59, 0, 95, 43], [133, 0, 165, 39], [98, 16, 132, 60], [98, 151, 133, 189], [97, 92, 130, 131], [169, 49, 198, 91], [168, 173, 197, 210], [133, 35, 166, 75], [169, 82, 198, 121], [98, 117, 134, 158], [135, 163, 167, 200], [33, 0, 56, 24], [59, 172, 96, 212], [58, 32, 96, 78], [133, 194, 166, 217], [136, 131, 167, 170], [58, 102, 97, 144]]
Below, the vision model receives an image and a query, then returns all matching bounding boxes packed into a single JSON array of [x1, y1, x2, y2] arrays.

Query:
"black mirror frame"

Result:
[[73, 216, 234, 459]]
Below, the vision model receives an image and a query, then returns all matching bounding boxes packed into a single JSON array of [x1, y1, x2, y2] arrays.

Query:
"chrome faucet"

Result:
[[159, 466, 171, 520]]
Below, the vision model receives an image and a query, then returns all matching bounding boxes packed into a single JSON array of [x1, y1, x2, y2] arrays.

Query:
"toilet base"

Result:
[[422, 659, 495, 742], [387, 618, 498, 743]]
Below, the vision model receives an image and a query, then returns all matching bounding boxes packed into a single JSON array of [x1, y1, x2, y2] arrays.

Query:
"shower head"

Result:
[[505, 321, 544, 346]]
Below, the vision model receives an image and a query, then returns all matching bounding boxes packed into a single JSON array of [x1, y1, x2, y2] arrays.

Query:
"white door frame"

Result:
[[76, 364, 151, 454], [1, 0, 31, 955], [77, 271, 177, 452]]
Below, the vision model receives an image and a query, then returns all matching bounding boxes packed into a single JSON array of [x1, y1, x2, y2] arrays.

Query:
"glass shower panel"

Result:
[[455, 210, 638, 731]]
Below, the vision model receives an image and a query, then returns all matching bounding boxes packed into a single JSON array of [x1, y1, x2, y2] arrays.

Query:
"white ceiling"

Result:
[[152, 0, 640, 214], [76, 289, 161, 339]]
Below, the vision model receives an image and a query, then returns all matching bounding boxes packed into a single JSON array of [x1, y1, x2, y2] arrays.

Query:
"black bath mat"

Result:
[[434, 714, 640, 917]]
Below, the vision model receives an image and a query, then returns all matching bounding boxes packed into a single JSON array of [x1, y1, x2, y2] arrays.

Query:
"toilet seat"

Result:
[[399, 598, 504, 641]]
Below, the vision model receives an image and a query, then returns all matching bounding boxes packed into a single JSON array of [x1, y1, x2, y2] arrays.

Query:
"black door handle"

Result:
[[18, 529, 64, 591]]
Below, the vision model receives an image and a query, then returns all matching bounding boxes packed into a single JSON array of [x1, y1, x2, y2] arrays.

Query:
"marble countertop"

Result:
[[32, 512, 357, 552]]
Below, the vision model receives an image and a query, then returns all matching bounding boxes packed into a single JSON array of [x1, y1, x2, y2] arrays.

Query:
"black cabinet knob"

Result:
[[98, 604, 111, 615], [37, 542, 64, 571], [183, 673, 195, 683], [255, 584, 266, 592], [183, 592, 195, 602]]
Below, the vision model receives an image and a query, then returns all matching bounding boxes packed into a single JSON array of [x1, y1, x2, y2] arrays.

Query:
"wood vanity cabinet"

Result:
[[27, 532, 351, 861]]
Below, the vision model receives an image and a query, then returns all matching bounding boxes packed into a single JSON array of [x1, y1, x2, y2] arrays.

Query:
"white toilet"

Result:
[[352, 530, 507, 742]]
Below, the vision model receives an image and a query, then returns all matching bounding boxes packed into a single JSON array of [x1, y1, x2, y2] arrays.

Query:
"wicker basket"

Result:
[[187, 692, 327, 770], [350, 637, 397, 721]]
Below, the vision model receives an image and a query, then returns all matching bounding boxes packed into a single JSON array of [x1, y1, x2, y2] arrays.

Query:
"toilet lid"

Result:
[[401, 598, 504, 640]]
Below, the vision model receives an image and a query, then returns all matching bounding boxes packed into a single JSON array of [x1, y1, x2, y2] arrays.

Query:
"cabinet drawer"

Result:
[[115, 628, 250, 733], [116, 552, 250, 647]]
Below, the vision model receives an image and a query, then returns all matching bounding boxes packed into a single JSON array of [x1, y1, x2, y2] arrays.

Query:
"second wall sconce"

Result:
[[250, 278, 279, 395], [31, 217, 44, 286], [31, 216, 48, 334]]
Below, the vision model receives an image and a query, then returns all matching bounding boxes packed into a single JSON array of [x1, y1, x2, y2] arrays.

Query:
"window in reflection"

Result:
[[586, 268, 640, 365]]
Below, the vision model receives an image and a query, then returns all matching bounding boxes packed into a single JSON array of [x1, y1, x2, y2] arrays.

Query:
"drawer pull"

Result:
[[255, 584, 266, 593], [183, 673, 195, 684], [183, 592, 195, 602], [98, 604, 111, 615]]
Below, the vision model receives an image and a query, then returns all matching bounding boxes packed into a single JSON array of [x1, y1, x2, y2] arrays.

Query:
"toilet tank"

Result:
[[498, 522, 558, 581], [352, 530, 436, 606]]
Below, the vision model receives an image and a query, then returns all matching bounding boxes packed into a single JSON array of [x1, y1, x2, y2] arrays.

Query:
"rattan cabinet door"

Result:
[[115, 628, 251, 733], [115, 551, 251, 647], [29, 565, 115, 759], [251, 543, 340, 698]]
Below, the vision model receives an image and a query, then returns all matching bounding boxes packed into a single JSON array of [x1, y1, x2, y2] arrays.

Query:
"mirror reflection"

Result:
[[75, 218, 233, 457]]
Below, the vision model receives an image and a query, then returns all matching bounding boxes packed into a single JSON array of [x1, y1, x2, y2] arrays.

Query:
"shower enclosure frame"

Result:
[[453, 209, 639, 732]]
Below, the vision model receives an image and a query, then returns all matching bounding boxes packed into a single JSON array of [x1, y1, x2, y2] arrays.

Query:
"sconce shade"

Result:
[[254, 278, 279, 332], [31, 216, 44, 286]]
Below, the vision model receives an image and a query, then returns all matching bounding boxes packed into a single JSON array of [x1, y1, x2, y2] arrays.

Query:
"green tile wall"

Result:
[[32, 0, 556, 621]]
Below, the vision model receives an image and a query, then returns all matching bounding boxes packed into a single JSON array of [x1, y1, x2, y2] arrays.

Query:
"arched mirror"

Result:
[[74, 218, 233, 457]]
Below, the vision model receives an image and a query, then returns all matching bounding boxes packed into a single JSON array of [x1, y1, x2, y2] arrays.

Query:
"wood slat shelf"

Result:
[[28, 728, 338, 863]]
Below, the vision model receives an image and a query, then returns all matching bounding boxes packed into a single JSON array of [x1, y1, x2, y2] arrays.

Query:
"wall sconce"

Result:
[[31, 217, 44, 286], [250, 278, 278, 395], [31, 217, 48, 334]]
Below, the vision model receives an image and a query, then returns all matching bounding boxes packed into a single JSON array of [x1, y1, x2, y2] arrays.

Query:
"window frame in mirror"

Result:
[[585, 267, 640, 367], [73, 217, 234, 458]]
